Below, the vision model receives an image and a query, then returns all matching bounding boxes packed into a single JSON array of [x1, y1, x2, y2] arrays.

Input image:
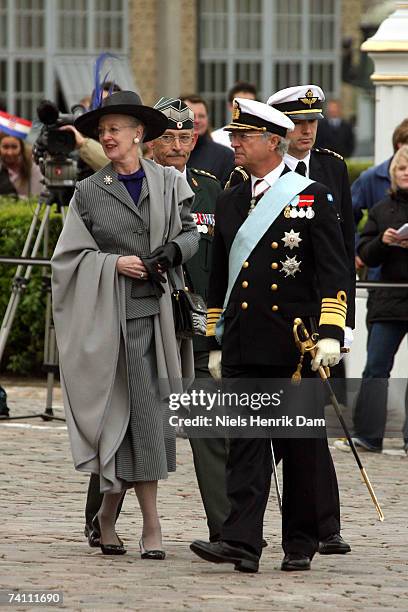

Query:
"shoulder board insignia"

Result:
[[191, 168, 219, 181], [313, 147, 344, 161], [225, 166, 250, 190]]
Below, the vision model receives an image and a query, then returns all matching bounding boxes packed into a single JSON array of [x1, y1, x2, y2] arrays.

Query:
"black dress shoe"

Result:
[[84, 524, 100, 548], [281, 553, 311, 571], [319, 533, 351, 555], [190, 540, 259, 573], [92, 515, 126, 555], [0, 406, 9, 419]]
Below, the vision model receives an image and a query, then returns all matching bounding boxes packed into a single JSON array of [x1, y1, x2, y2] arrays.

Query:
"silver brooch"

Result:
[[103, 175, 113, 185], [280, 255, 301, 277]]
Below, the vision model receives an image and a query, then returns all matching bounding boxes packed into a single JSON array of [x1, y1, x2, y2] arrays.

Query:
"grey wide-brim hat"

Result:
[[74, 90, 168, 142]]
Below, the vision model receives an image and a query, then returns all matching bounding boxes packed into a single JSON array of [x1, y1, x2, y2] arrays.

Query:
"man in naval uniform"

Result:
[[267, 85, 355, 555], [226, 86, 355, 555], [148, 97, 230, 543], [190, 98, 349, 573]]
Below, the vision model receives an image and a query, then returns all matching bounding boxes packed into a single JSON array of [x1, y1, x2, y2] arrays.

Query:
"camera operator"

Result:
[[59, 82, 122, 180], [58, 124, 108, 176]]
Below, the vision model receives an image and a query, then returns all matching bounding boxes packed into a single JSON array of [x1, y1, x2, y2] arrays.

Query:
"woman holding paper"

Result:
[[352, 145, 408, 453]]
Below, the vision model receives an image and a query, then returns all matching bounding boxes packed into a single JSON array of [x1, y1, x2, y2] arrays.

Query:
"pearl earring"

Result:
[[133, 136, 140, 144]]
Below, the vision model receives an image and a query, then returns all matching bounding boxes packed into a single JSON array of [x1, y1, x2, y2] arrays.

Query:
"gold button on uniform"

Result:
[[242, 261, 249, 269], [272, 305, 279, 312], [271, 262, 278, 270], [271, 242, 278, 249], [242, 281, 248, 288], [271, 283, 278, 291], [241, 302, 248, 310]]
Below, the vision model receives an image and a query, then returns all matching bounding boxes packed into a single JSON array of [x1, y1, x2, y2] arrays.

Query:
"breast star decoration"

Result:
[[281, 229, 302, 250], [280, 255, 301, 277], [103, 175, 113, 185]]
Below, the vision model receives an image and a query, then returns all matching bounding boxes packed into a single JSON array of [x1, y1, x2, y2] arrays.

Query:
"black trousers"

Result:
[[220, 363, 340, 558]]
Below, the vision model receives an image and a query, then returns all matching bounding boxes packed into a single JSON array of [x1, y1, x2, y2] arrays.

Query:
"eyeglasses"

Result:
[[228, 132, 266, 143], [158, 134, 194, 145], [97, 126, 135, 138]]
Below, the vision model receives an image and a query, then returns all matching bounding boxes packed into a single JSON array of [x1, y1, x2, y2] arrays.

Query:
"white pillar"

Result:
[[361, 2, 408, 163]]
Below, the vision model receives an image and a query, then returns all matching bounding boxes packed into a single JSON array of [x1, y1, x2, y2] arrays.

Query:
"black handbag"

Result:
[[171, 289, 207, 339]]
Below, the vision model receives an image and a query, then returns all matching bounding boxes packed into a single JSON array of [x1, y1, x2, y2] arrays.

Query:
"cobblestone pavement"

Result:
[[0, 379, 407, 611]]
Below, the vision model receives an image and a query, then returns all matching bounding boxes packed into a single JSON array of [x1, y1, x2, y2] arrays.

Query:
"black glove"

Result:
[[147, 242, 182, 271]]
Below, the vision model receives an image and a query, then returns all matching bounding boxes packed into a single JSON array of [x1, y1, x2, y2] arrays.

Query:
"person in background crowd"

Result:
[[0, 132, 43, 199], [315, 99, 355, 159], [211, 81, 257, 149], [267, 84, 354, 556], [190, 98, 349, 573], [146, 97, 230, 543], [337, 145, 408, 455], [52, 90, 199, 558], [181, 94, 235, 186], [352, 118, 408, 280]]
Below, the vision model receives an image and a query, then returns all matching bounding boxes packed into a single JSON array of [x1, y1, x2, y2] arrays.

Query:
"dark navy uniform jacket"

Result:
[[206, 167, 349, 367], [310, 148, 356, 327]]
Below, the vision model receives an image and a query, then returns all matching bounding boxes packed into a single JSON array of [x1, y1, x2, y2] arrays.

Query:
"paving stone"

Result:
[[0, 379, 407, 611]]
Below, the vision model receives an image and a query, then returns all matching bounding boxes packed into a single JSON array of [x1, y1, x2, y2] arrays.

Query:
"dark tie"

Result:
[[295, 161, 307, 176], [252, 179, 264, 197]]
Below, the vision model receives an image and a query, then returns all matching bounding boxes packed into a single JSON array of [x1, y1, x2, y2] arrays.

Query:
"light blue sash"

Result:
[[215, 171, 314, 343]]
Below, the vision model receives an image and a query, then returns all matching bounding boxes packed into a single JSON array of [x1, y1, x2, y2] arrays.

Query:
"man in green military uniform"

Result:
[[147, 97, 230, 543]]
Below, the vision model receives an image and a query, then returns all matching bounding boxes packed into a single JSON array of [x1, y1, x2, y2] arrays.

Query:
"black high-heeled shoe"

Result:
[[139, 537, 166, 560], [92, 515, 126, 555]]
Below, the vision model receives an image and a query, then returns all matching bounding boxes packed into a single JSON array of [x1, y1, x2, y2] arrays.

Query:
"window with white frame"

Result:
[[0, 0, 128, 118], [14, 0, 45, 49], [57, 0, 88, 51], [199, 0, 340, 128]]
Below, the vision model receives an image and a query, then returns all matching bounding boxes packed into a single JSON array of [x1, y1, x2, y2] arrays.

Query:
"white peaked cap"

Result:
[[224, 97, 294, 136], [267, 85, 325, 120]]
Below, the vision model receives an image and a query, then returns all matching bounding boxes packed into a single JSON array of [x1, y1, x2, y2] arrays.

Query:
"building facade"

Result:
[[1, 0, 386, 134], [0, 0, 135, 118]]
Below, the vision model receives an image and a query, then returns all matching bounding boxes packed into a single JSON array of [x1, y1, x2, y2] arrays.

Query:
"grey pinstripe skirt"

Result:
[[115, 316, 176, 484]]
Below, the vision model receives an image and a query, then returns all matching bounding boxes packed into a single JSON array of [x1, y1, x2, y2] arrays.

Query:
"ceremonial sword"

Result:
[[292, 317, 385, 522]]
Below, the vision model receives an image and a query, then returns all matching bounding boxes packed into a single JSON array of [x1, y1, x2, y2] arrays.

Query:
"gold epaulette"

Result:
[[191, 168, 219, 181], [225, 166, 250, 190], [206, 307, 223, 336], [319, 291, 347, 329], [313, 147, 344, 161]]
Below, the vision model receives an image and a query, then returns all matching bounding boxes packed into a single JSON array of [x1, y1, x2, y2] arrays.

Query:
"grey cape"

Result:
[[51, 160, 196, 492]]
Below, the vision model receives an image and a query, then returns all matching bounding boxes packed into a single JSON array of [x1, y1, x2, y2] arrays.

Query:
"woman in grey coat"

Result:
[[51, 91, 199, 557]]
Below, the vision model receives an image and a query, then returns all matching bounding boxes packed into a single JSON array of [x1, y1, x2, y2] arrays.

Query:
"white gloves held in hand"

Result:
[[311, 338, 341, 371], [208, 350, 222, 380]]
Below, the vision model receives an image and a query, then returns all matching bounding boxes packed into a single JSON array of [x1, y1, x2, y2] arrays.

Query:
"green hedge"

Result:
[[346, 159, 373, 185], [0, 198, 61, 375]]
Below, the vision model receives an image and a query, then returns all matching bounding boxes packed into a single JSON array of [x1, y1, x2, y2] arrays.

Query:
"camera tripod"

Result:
[[0, 187, 72, 422]]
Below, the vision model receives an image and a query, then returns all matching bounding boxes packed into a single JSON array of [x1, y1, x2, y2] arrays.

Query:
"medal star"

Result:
[[281, 229, 302, 250], [280, 255, 301, 277], [103, 175, 113, 185]]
